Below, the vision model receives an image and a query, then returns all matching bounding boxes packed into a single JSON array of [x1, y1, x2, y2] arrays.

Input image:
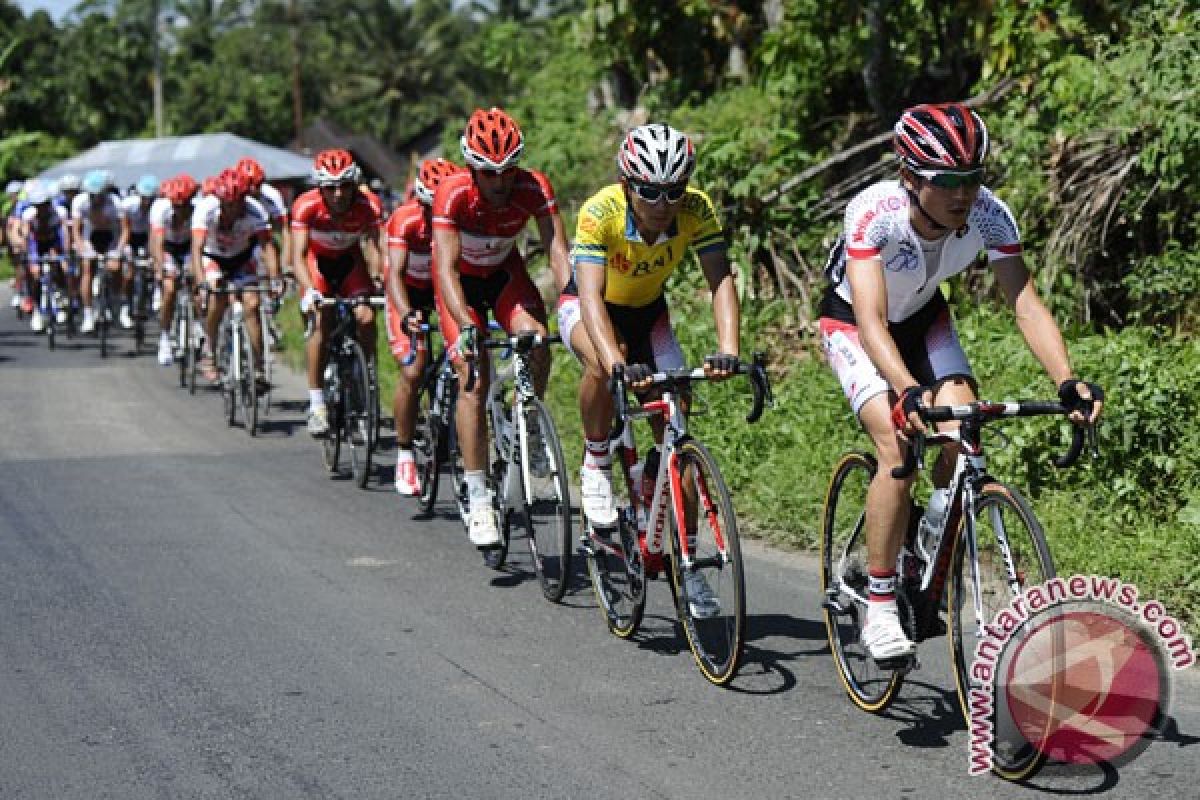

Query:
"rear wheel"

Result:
[[948, 481, 1054, 781], [414, 380, 442, 514], [345, 341, 374, 488], [219, 324, 237, 427], [517, 399, 573, 602], [97, 275, 110, 359], [177, 291, 192, 389], [321, 371, 342, 474], [820, 452, 906, 711]]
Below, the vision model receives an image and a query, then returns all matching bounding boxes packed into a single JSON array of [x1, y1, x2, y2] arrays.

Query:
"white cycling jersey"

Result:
[[191, 195, 270, 257], [149, 197, 193, 245], [120, 195, 155, 236], [254, 183, 288, 223], [71, 191, 122, 239], [828, 180, 1022, 322]]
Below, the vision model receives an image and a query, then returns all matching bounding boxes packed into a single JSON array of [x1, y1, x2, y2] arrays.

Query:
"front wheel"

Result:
[[516, 399, 573, 602], [666, 439, 746, 686], [947, 481, 1054, 781], [239, 320, 258, 436], [820, 452, 906, 712], [345, 341, 375, 488], [413, 380, 442, 515]]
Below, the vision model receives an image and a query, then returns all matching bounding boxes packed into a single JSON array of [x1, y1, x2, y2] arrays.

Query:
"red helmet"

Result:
[[312, 149, 361, 186], [202, 175, 219, 197], [236, 156, 265, 188], [164, 174, 197, 205], [894, 103, 989, 172], [413, 158, 462, 205], [460, 107, 524, 171], [213, 168, 250, 203]]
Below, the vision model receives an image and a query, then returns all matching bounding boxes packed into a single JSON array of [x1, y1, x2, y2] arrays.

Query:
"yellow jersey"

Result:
[[571, 184, 725, 308]]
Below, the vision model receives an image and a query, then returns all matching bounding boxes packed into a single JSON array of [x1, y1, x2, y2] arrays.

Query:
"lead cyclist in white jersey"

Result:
[[817, 102, 1104, 662]]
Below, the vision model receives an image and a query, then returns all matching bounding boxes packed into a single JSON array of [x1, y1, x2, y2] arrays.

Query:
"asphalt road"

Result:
[[1, 290, 1197, 799]]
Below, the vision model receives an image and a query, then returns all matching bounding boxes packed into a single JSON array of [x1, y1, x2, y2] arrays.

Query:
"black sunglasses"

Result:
[[917, 169, 984, 190], [629, 182, 687, 204]]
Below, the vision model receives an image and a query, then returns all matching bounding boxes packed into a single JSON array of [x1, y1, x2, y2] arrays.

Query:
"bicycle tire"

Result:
[[321, 370, 342, 473], [240, 319, 258, 436], [218, 323, 236, 427], [346, 341, 374, 488], [97, 274, 110, 359], [516, 398, 573, 602], [663, 438, 746, 686], [583, 470, 646, 640], [821, 452, 907, 712], [414, 379, 442, 514], [947, 481, 1054, 781]]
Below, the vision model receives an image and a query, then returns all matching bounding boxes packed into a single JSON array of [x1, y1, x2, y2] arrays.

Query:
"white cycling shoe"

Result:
[[79, 309, 96, 334], [861, 605, 917, 661], [684, 570, 722, 619], [118, 304, 133, 329], [580, 466, 618, 528], [467, 502, 502, 548], [157, 336, 173, 366]]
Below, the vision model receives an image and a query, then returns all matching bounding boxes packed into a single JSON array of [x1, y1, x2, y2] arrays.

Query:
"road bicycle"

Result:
[[581, 356, 772, 685], [173, 272, 200, 392], [127, 252, 156, 355], [821, 396, 1098, 779], [472, 330, 573, 599], [211, 284, 274, 437], [308, 295, 385, 487], [31, 254, 74, 350], [89, 254, 119, 359]]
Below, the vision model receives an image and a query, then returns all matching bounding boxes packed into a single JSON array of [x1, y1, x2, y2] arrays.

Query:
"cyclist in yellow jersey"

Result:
[[557, 124, 741, 559]]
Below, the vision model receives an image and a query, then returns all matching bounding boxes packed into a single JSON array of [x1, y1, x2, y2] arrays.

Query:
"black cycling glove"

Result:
[[1057, 379, 1105, 410], [705, 352, 739, 374]]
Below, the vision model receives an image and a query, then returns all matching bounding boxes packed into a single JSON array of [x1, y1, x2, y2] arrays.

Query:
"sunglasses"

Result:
[[475, 165, 517, 178], [318, 181, 356, 190], [916, 169, 984, 190], [629, 182, 687, 204]]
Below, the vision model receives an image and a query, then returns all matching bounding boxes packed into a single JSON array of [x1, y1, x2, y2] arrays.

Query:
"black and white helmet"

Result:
[[617, 123, 695, 185]]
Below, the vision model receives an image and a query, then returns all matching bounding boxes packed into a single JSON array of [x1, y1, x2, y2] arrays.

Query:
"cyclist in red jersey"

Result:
[[432, 107, 572, 547], [291, 149, 387, 437], [385, 158, 463, 496]]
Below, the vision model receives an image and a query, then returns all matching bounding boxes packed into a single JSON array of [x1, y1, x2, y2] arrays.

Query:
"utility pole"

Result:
[[289, 0, 303, 145], [152, 0, 164, 137]]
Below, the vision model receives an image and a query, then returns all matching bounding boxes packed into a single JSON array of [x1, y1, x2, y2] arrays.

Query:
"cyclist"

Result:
[[71, 169, 124, 335], [7, 180, 30, 314], [291, 149, 386, 437], [557, 122, 739, 618], [817, 102, 1104, 661], [236, 157, 291, 277], [190, 168, 280, 383], [117, 173, 160, 329], [432, 107, 572, 547], [150, 174, 198, 365], [20, 180, 71, 332], [56, 173, 82, 212], [385, 157, 462, 496]]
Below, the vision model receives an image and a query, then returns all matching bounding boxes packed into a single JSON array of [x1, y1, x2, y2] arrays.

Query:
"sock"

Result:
[[867, 569, 898, 621], [465, 470, 488, 501], [583, 438, 610, 470], [309, 389, 325, 409], [396, 446, 414, 464]]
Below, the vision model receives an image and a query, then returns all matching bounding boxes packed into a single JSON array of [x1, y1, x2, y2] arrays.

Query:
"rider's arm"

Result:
[[361, 224, 385, 285], [534, 212, 572, 294], [149, 228, 164, 279], [290, 225, 313, 295], [386, 240, 413, 319], [258, 231, 280, 280], [189, 213, 206, 286], [432, 226, 473, 330], [698, 248, 740, 358], [577, 260, 624, 374], [846, 256, 918, 395], [993, 255, 1075, 386]]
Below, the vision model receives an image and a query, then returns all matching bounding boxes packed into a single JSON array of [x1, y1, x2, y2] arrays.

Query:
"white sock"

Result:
[[396, 448, 414, 464], [465, 470, 488, 501], [309, 389, 325, 409]]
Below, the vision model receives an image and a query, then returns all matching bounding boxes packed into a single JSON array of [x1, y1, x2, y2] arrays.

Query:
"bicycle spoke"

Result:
[[515, 399, 572, 602]]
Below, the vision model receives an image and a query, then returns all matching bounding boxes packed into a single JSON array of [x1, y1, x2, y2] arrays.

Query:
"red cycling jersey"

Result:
[[431, 168, 558, 277], [290, 188, 383, 258], [385, 199, 434, 290]]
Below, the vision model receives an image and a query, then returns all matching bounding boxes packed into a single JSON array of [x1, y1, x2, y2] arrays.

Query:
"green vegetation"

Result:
[[2, 0, 1195, 625]]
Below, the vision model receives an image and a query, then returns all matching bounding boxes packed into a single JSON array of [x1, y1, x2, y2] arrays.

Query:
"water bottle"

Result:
[[917, 488, 951, 560]]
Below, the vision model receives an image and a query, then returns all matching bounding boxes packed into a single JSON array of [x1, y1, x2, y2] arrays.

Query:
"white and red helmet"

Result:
[[413, 158, 463, 205], [460, 107, 524, 171], [311, 148, 362, 186], [894, 103, 989, 172]]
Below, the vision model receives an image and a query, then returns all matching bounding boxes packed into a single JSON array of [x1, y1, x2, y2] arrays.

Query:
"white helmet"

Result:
[[58, 173, 81, 192], [616, 123, 696, 185], [25, 180, 52, 205]]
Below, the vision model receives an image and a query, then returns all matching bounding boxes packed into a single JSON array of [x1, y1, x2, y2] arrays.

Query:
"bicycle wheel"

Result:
[[664, 438, 746, 686], [97, 274, 110, 359], [177, 291, 192, 388], [414, 379, 442, 514], [217, 324, 236, 427], [515, 398, 573, 602], [821, 452, 907, 711], [239, 319, 258, 436], [345, 341, 374, 488], [321, 373, 342, 473], [947, 481, 1054, 781], [132, 270, 146, 355], [583, 453, 645, 638]]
